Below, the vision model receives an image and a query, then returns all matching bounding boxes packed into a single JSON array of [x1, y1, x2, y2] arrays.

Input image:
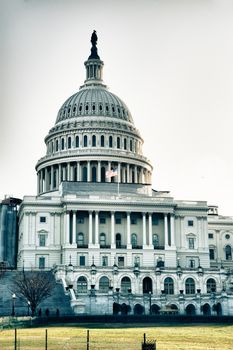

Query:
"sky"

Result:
[[1, 0, 233, 215]]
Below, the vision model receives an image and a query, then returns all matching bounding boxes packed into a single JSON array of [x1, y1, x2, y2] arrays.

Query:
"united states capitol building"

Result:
[[16, 32, 233, 316]]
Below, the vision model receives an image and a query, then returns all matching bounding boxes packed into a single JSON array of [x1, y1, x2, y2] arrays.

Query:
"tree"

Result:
[[12, 270, 55, 316]]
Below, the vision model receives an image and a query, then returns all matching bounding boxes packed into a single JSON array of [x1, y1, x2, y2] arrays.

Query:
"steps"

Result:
[[0, 270, 74, 317]]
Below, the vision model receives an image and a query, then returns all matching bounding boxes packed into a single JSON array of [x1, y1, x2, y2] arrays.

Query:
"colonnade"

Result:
[[37, 161, 152, 194], [64, 210, 175, 249]]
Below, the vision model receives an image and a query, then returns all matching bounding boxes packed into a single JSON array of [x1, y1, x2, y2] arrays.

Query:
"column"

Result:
[[107, 162, 111, 182], [180, 216, 185, 248], [164, 214, 169, 247], [40, 170, 43, 193], [72, 211, 76, 245], [117, 163, 121, 183], [87, 161, 91, 182], [50, 213, 55, 246], [66, 212, 70, 244], [45, 168, 48, 191], [95, 211, 99, 245], [170, 214, 175, 247], [67, 162, 71, 181], [127, 212, 131, 247], [122, 166, 126, 183], [88, 211, 93, 245], [77, 161, 80, 181], [24, 213, 29, 245], [51, 165, 54, 190], [127, 164, 130, 183], [148, 213, 152, 246], [142, 213, 147, 246], [134, 166, 138, 183], [58, 164, 61, 186], [97, 161, 101, 182], [111, 212, 115, 247]]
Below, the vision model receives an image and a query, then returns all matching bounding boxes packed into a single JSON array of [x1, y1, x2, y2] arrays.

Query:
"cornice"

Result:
[[35, 150, 152, 171]]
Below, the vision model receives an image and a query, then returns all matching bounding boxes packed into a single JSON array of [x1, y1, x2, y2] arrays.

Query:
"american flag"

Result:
[[105, 168, 118, 178]]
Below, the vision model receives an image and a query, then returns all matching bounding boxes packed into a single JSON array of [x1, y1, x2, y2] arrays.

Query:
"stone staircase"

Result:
[[0, 270, 74, 317]]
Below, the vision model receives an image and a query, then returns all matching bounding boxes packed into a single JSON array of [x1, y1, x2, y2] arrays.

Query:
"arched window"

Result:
[[99, 276, 109, 293], [185, 278, 195, 294], [206, 278, 216, 293], [76, 232, 84, 246], [153, 234, 159, 247], [68, 137, 72, 149], [130, 139, 133, 151], [117, 137, 121, 149], [92, 135, 96, 147], [124, 138, 127, 150], [82, 166, 87, 182], [131, 234, 137, 248], [225, 245, 232, 260], [121, 277, 131, 293], [55, 140, 59, 152], [100, 233, 106, 247], [61, 138, 65, 150], [101, 135, 105, 147], [116, 233, 121, 248], [92, 167, 97, 182], [164, 277, 174, 295], [75, 135, 79, 148], [77, 276, 87, 293], [83, 135, 88, 147], [143, 277, 153, 293], [109, 136, 113, 148]]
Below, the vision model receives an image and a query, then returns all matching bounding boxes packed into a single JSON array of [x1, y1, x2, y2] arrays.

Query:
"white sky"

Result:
[[1, 0, 233, 215]]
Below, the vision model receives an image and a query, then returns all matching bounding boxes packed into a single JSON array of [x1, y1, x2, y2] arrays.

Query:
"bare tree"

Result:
[[12, 270, 55, 316]]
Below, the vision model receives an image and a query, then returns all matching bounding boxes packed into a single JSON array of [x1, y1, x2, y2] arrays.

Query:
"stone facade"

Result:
[[17, 33, 233, 316]]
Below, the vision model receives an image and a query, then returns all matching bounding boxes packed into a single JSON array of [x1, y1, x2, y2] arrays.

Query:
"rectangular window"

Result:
[[118, 256, 124, 267], [188, 220, 194, 226], [39, 235, 46, 247], [40, 216, 46, 223], [39, 257, 45, 269], [100, 217, 106, 224], [209, 248, 215, 260], [152, 216, 159, 225], [102, 256, 108, 267], [188, 238, 195, 249], [77, 217, 84, 224], [80, 256, 85, 266], [130, 217, 137, 225], [189, 259, 195, 268], [208, 233, 214, 239], [115, 218, 121, 224]]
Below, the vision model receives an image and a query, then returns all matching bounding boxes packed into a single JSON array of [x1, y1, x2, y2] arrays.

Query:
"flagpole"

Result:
[[117, 173, 120, 197]]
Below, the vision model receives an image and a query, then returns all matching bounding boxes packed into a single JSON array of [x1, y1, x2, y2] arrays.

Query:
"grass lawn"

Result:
[[0, 324, 233, 349]]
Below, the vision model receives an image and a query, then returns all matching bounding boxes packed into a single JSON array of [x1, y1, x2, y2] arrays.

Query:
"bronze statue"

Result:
[[91, 30, 98, 47], [89, 30, 100, 59]]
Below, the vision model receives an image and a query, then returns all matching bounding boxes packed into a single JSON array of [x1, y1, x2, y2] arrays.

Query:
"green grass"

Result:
[[1, 324, 233, 349]]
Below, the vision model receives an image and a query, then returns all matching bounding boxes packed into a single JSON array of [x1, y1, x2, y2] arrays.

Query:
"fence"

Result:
[[2, 329, 156, 350]]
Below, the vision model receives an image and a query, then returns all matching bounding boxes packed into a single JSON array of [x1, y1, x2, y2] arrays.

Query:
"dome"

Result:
[[55, 85, 133, 124]]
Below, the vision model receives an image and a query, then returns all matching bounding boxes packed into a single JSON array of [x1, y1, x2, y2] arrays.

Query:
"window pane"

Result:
[[80, 256, 85, 266], [39, 235, 46, 247], [39, 257, 45, 269]]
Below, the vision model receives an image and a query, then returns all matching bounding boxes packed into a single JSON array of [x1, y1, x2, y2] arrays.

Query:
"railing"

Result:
[[77, 244, 88, 248], [100, 245, 111, 249], [132, 245, 143, 249], [153, 245, 165, 250], [116, 245, 127, 249]]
